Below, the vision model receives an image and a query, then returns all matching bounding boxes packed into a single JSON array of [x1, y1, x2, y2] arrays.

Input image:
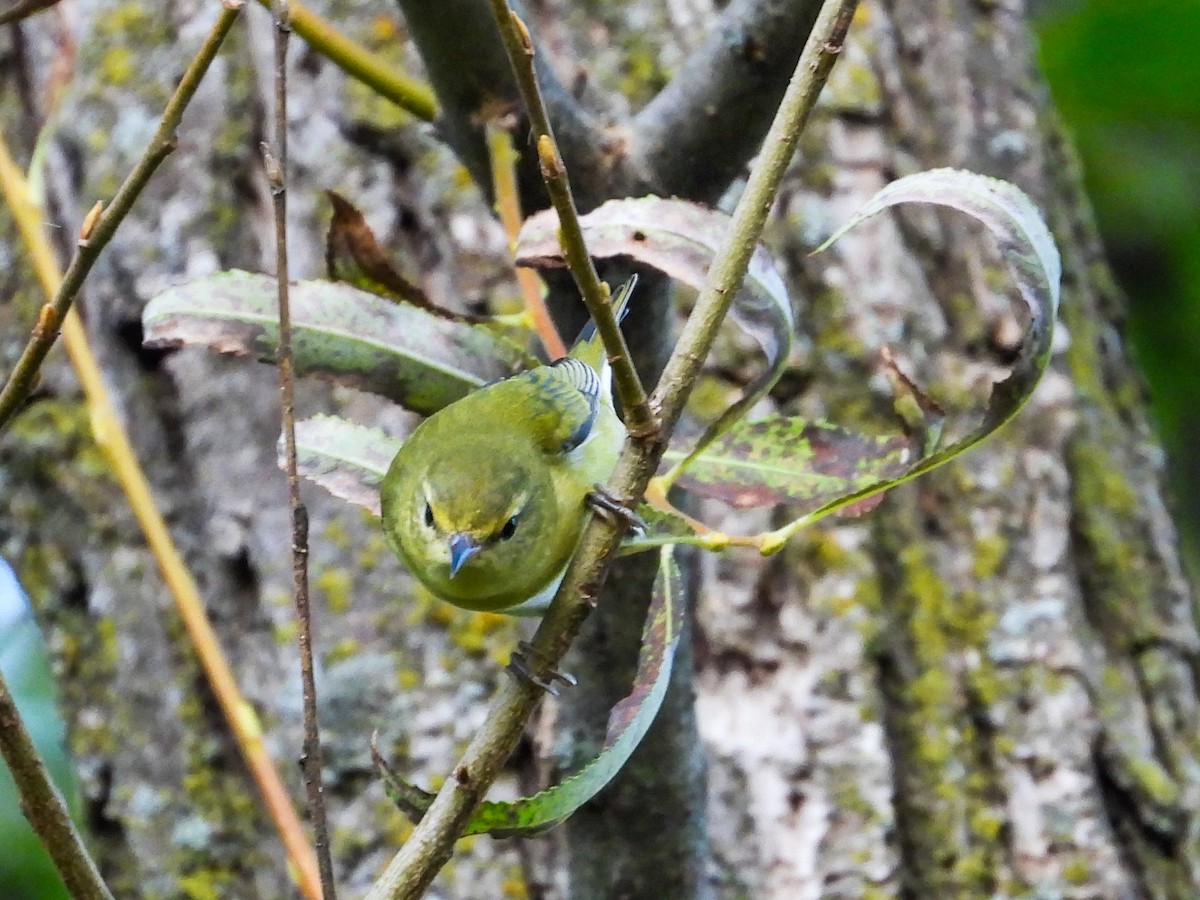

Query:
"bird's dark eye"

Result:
[[423, 503, 435, 528], [499, 515, 519, 541]]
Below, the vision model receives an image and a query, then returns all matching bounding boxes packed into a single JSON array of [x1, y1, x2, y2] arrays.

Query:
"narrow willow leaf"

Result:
[[283, 415, 401, 516], [143, 270, 532, 414], [671, 169, 1061, 548], [325, 191, 433, 307], [668, 418, 915, 511], [516, 196, 794, 458], [377, 546, 684, 836]]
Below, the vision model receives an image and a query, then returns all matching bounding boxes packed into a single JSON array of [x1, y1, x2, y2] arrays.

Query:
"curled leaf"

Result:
[[143, 270, 532, 414], [667, 169, 1062, 549], [377, 546, 684, 836], [325, 191, 432, 307]]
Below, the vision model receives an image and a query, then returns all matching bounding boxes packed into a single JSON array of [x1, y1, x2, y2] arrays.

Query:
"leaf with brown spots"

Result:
[[668, 418, 916, 512]]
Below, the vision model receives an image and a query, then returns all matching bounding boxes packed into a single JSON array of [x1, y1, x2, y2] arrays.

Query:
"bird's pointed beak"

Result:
[[448, 533, 482, 578]]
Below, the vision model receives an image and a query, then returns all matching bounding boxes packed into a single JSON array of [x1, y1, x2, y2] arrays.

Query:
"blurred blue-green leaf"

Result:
[[0, 559, 80, 900]]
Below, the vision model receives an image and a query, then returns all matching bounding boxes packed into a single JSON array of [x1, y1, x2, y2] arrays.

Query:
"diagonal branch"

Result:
[[362, 2, 859, 896], [487, 1, 654, 435], [259, 0, 437, 121], [0, 6, 325, 897], [0, 0, 61, 26], [0, 2, 245, 432]]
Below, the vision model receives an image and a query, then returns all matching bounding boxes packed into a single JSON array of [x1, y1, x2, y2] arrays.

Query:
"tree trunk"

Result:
[[1, 1, 1196, 899]]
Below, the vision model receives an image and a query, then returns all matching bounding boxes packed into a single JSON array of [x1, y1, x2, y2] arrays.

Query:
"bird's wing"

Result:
[[519, 357, 602, 455]]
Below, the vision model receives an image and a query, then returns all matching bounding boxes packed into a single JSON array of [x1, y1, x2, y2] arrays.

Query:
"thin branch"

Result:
[[485, 119, 566, 358], [362, 2, 859, 896], [487, 1, 656, 437], [266, 1, 337, 896], [0, 669, 113, 900], [259, 0, 437, 121], [0, 0, 239, 432], [0, 6, 326, 897]]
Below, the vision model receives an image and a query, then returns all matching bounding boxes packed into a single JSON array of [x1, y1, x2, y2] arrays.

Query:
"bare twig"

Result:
[[487, 0, 656, 437], [266, 1, 337, 897], [362, 2, 859, 897], [0, 669, 113, 900], [485, 119, 566, 358]]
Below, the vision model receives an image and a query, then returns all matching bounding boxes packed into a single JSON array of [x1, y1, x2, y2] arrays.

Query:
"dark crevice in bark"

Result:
[[1093, 735, 1190, 900], [962, 678, 1008, 893], [872, 645, 926, 900]]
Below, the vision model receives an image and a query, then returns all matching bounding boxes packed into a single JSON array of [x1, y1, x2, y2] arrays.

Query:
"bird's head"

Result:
[[380, 440, 560, 610]]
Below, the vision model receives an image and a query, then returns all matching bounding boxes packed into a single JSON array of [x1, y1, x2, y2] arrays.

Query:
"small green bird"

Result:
[[380, 278, 636, 615]]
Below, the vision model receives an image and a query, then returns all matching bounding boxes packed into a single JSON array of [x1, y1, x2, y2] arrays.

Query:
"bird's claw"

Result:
[[507, 640, 577, 696], [586, 485, 646, 534]]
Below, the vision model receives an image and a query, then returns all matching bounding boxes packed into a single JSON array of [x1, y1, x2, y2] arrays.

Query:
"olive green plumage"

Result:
[[380, 279, 634, 614]]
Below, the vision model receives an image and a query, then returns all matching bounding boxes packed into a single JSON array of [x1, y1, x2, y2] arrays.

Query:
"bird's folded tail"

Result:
[[568, 274, 638, 372]]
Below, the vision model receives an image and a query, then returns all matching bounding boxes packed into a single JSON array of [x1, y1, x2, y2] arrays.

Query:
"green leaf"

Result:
[[674, 168, 1061, 548], [668, 418, 914, 513], [285, 415, 401, 516], [517, 196, 794, 458], [143, 270, 532, 414], [1, 560, 78, 900], [376, 546, 684, 836]]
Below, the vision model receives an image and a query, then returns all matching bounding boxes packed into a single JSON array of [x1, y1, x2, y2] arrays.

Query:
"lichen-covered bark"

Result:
[[687, 0, 1200, 896], [1, 1, 1197, 899]]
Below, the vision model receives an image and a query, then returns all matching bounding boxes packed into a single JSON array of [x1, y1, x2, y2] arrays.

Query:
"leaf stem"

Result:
[[485, 1, 655, 435], [0, 669, 113, 899], [267, 1, 337, 897], [485, 120, 566, 358], [362, 2, 859, 897], [260, 0, 438, 121]]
